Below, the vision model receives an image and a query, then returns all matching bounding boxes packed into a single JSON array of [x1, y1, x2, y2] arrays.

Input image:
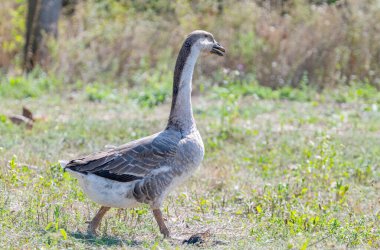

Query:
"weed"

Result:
[[0, 77, 379, 248]]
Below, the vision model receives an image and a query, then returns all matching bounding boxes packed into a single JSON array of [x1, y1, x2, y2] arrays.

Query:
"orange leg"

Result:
[[87, 206, 110, 236], [152, 209, 170, 238]]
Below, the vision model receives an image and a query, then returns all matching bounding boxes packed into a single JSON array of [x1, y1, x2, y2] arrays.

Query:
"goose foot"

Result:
[[152, 209, 170, 238], [87, 206, 110, 236]]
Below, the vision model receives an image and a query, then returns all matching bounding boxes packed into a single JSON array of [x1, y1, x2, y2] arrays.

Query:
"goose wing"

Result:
[[65, 130, 181, 182]]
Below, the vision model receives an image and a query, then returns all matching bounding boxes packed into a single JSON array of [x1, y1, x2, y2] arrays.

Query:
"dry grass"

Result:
[[2, 0, 380, 87], [0, 81, 379, 248]]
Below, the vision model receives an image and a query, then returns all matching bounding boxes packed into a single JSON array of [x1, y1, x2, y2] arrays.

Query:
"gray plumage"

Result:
[[65, 129, 203, 206], [62, 30, 225, 237]]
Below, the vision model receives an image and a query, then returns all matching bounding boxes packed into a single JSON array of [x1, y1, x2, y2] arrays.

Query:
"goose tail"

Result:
[[59, 160, 86, 179], [59, 160, 69, 169]]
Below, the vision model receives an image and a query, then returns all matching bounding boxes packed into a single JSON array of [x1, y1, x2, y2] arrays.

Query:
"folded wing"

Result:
[[65, 130, 182, 182]]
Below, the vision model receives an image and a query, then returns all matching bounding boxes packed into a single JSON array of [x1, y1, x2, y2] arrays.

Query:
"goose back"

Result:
[[65, 129, 182, 182]]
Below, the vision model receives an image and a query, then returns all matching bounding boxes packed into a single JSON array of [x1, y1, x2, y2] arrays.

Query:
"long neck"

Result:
[[167, 44, 200, 133]]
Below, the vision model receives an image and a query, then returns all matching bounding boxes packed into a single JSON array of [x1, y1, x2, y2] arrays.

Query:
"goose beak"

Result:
[[210, 42, 225, 56]]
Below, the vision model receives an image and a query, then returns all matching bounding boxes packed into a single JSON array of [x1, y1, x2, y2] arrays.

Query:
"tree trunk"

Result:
[[24, 0, 62, 72]]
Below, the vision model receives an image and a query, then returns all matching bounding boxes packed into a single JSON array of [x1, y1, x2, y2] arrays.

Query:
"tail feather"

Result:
[[61, 161, 86, 179], [59, 160, 69, 170]]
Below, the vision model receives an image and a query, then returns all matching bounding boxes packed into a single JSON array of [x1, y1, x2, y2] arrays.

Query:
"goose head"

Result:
[[184, 30, 226, 56]]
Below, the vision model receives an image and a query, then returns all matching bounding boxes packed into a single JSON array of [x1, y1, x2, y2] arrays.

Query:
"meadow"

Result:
[[0, 74, 379, 248], [1, 0, 380, 249]]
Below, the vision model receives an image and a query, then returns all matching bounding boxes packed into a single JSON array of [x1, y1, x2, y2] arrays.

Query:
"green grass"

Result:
[[0, 76, 379, 249]]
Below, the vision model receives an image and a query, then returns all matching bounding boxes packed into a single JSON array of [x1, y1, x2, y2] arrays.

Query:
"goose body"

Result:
[[62, 30, 225, 237], [65, 129, 204, 209]]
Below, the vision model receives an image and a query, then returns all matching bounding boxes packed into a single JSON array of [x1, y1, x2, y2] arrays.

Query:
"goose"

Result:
[[61, 30, 225, 238]]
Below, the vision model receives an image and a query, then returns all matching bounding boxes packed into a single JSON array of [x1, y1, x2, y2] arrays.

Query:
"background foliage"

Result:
[[1, 0, 380, 89], [0, 0, 379, 249]]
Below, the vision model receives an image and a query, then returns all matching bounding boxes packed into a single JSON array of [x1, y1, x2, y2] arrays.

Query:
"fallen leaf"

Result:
[[8, 115, 33, 129], [183, 229, 211, 245], [22, 106, 34, 121]]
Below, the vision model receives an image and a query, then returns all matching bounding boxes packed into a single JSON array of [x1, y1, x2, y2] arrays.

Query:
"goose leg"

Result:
[[152, 209, 170, 238], [87, 206, 110, 236]]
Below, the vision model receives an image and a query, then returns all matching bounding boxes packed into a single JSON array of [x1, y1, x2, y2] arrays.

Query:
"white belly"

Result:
[[67, 170, 140, 208]]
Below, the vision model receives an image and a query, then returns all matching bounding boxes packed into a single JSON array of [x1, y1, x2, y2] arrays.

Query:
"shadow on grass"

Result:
[[69, 231, 140, 247]]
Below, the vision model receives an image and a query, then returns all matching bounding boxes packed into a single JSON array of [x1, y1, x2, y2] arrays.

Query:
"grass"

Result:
[[0, 76, 379, 249]]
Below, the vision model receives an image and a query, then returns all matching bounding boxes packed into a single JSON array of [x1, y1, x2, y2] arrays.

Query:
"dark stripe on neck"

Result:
[[167, 41, 192, 130]]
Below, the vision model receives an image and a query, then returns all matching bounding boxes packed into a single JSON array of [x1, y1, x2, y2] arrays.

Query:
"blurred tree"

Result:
[[24, 0, 62, 72]]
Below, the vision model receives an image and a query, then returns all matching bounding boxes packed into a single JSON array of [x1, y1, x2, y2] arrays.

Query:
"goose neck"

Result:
[[167, 45, 200, 133]]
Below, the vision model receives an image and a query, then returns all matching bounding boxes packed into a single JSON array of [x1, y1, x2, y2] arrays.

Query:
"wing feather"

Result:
[[65, 130, 181, 182]]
